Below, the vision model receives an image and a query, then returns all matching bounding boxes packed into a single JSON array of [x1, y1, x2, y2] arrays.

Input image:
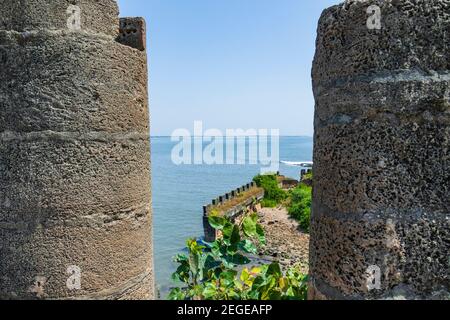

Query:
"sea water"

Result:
[[151, 136, 313, 297]]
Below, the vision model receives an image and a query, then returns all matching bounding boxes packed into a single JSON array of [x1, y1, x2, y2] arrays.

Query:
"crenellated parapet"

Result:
[[203, 182, 264, 242]]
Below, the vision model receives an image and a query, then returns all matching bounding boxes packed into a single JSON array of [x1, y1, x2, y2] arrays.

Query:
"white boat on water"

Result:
[[281, 161, 313, 168]]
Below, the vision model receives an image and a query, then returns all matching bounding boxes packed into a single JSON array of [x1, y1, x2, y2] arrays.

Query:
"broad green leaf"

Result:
[[242, 216, 257, 237], [204, 254, 221, 270], [256, 224, 266, 245], [171, 262, 190, 283], [267, 263, 282, 277], [247, 289, 260, 300], [187, 239, 205, 254], [234, 279, 244, 290], [239, 239, 258, 254], [227, 289, 239, 300], [221, 257, 236, 269], [174, 254, 188, 263], [250, 267, 263, 275], [279, 277, 287, 290], [260, 285, 271, 300], [208, 215, 227, 230], [240, 268, 250, 282], [222, 222, 234, 240], [230, 253, 251, 265], [167, 287, 186, 300], [226, 243, 239, 255], [230, 225, 241, 245], [221, 269, 238, 282], [203, 285, 218, 299], [252, 275, 266, 290], [286, 287, 295, 297]]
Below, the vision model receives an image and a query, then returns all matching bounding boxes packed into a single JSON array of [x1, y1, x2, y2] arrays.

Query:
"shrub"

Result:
[[261, 199, 277, 208], [288, 184, 312, 232], [253, 174, 287, 205], [302, 171, 313, 182], [168, 213, 308, 300]]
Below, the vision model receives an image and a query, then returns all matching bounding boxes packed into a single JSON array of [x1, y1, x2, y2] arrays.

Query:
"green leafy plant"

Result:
[[260, 199, 277, 208], [287, 184, 312, 232], [238, 263, 308, 300], [253, 174, 287, 206], [302, 171, 313, 182], [168, 213, 308, 300]]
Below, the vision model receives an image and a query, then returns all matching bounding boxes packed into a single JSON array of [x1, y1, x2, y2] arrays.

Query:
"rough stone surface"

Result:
[[0, 0, 119, 37], [0, 0, 153, 300], [310, 0, 449, 300], [118, 17, 146, 51]]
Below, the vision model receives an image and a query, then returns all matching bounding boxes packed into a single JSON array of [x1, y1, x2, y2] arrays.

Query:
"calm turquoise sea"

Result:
[[151, 136, 313, 296]]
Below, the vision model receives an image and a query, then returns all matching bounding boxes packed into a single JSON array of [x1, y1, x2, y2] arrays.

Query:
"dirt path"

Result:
[[257, 207, 310, 274]]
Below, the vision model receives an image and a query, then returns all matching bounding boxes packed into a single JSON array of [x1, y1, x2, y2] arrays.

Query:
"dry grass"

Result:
[[211, 187, 264, 215]]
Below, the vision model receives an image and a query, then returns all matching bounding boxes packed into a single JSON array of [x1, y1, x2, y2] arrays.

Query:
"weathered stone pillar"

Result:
[[0, 0, 153, 299], [310, 0, 449, 300]]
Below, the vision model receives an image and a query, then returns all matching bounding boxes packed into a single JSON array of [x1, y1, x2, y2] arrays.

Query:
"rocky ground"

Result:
[[257, 207, 310, 274]]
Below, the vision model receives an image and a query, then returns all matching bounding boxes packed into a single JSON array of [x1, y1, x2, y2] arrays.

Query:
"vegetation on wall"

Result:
[[302, 171, 313, 182], [253, 174, 287, 208], [168, 213, 308, 300]]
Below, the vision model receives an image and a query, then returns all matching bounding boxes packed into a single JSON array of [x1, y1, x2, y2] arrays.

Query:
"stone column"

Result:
[[310, 0, 449, 300], [0, 0, 153, 299]]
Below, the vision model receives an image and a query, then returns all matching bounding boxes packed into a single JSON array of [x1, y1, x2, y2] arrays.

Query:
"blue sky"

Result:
[[117, 0, 341, 136]]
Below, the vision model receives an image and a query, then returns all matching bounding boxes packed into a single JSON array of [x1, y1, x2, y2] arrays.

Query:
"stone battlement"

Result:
[[203, 182, 264, 242]]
